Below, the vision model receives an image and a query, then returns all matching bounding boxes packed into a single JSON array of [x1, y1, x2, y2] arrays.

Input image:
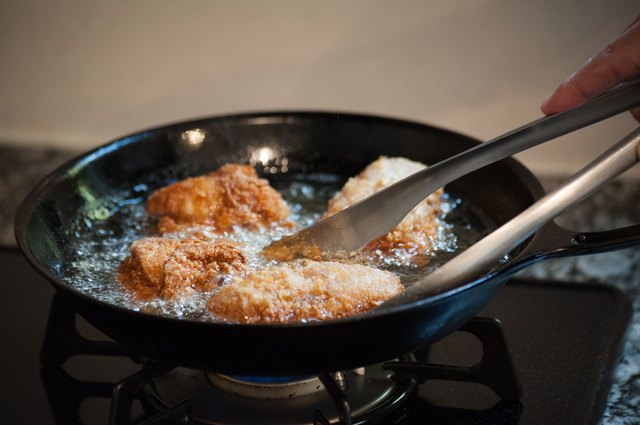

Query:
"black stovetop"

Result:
[[0, 247, 631, 425]]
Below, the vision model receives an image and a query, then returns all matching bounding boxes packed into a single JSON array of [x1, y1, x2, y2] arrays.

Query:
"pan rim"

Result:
[[14, 109, 544, 329]]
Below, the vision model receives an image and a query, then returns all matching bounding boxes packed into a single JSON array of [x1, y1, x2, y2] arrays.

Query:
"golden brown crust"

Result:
[[118, 237, 247, 300], [207, 259, 404, 323], [324, 156, 443, 256], [147, 164, 290, 233]]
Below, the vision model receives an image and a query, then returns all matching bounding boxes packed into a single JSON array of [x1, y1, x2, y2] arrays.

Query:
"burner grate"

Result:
[[39, 294, 521, 425], [385, 317, 522, 401]]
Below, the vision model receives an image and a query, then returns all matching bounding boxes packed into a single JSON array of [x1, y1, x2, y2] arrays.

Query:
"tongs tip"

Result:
[[262, 231, 324, 262]]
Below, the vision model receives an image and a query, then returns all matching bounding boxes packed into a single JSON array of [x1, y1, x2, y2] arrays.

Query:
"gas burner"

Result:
[[140, 361, 416, 425], [207, 373, 327, 399]]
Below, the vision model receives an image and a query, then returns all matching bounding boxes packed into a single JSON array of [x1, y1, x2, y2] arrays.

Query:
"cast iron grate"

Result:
[[39, 294, 522, 425]]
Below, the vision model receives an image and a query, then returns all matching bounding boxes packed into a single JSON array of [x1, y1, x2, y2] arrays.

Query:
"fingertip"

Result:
[[540, 93, 554, 115], [540, 89, 561, 115], [543, 69, 593, 115]]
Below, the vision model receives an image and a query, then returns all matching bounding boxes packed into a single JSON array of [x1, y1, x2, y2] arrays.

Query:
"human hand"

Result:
[[541, 16, 640, 121]]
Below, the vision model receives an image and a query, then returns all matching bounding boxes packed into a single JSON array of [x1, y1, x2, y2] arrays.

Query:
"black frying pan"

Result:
[[14, 111, 640, 376]]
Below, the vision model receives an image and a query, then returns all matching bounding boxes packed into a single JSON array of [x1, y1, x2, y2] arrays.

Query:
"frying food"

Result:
[[207, 259, 404, 323], [147, 163, 290, 233], [116, 157, 448, 322], [118, 237, 247, 300], [324, 156, 443, 256]]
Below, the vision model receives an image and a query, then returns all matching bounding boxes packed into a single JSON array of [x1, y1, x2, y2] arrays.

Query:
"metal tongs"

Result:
[[378, 125, 640, 311], [265, 81, 640, 259]]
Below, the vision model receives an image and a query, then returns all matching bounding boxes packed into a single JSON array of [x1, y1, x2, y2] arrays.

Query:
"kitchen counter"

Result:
[[2, 144, 639, 424]]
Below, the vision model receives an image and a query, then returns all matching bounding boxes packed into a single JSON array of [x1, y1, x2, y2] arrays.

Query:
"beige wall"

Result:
[[1, 0, 638, 177]]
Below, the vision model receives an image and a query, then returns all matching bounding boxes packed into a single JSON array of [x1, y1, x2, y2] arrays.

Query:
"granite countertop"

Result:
[[2, 144, 639, 424]]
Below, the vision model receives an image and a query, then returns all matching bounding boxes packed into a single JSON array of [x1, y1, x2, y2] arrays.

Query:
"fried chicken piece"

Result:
[[147, 164, 290, 233], [207, 260, 403, 323], [118, 237, 247, 300], [324, 156, 443, 256]]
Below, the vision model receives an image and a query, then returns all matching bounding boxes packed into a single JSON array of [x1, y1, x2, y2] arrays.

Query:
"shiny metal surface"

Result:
[[381, 127, 640, 309], [145, 364, 409, 425], [267, 82, 640, 255]]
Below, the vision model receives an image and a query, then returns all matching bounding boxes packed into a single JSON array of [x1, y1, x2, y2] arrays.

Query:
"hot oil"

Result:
[[61, 173, 491, 322]]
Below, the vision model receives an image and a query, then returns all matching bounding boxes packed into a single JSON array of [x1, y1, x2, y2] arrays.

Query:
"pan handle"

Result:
[[378, 127, 640, 310], [501, 220, 640, 275]]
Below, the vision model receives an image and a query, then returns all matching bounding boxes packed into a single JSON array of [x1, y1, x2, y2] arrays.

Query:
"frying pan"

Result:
[[14, 111, 640, 376]]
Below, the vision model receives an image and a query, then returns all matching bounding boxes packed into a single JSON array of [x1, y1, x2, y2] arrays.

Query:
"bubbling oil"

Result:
[[60, 173, 489, 322]]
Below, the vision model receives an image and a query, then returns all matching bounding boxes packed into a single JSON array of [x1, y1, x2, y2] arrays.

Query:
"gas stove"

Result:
[[1, 247, 630, 425]]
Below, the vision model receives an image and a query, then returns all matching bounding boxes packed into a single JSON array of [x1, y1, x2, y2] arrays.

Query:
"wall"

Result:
[[1, 0, 638, 177]]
